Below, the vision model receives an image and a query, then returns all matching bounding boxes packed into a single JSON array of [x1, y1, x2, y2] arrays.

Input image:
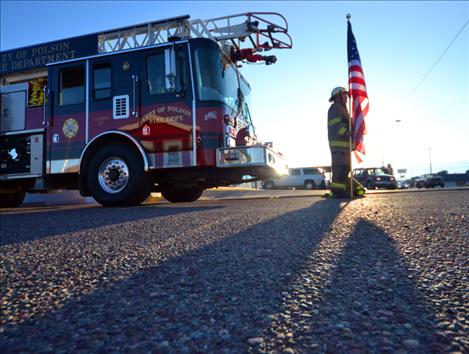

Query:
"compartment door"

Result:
[[48, 63, 86, 174], [1, 84, 27, 132]]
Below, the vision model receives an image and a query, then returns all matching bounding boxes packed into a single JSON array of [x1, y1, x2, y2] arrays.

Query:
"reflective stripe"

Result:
[[328, 117, 342, 126], [330, 182, 346, 190], [329, 141, 349, 148], [338, 127, 347, 136]]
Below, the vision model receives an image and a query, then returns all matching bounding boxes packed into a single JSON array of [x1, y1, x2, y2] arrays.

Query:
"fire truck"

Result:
[[0, 13, 292, 207]]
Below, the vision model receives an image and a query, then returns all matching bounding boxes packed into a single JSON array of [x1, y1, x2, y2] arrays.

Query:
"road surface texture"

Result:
[[21, 186, 468, 207], [1, 190, 468, 353]]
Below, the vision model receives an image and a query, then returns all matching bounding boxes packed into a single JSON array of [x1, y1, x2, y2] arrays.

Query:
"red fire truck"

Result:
[[0, 13, 292, 207]]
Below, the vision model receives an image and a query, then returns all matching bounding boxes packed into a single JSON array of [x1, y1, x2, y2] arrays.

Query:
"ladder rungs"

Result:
[[95, 13, 292, 59]]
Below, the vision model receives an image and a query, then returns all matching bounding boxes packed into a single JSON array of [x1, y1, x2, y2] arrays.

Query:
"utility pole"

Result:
[[429, 147, 433, 174]]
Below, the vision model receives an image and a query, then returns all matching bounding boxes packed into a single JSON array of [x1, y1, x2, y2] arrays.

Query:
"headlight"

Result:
[[375, 177, 381, 181]]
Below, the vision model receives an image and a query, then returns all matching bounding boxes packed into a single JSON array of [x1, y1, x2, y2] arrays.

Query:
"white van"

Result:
[[262, 167, 326, 190]]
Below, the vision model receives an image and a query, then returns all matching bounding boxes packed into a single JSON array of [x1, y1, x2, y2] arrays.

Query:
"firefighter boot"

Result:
[[354, 183, 365, 197], [322, 191, 349, 199]]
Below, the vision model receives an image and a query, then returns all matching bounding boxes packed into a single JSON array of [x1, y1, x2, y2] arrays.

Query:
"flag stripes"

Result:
[[347, 21, 369, 160]]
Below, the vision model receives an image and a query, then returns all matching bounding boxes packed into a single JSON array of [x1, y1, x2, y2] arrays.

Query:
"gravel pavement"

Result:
[[1, 190, 468, 353]]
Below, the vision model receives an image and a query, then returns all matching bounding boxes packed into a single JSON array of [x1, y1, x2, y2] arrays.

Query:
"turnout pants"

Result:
[[330, 150, 349, 196], [330, 151, 364, 197]]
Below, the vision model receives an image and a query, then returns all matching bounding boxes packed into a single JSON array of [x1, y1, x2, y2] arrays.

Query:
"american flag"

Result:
[[347, 20, 369, 161]]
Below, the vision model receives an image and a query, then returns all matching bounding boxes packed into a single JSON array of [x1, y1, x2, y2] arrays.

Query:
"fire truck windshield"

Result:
[[194, 47, 238, 110]]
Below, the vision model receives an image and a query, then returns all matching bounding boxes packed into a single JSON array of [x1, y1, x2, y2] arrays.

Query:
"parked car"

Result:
[[397, 180, 410, 189], [415, 174, 445, 188], [352, 167, 397, 190], [262, 167, 327, 190]]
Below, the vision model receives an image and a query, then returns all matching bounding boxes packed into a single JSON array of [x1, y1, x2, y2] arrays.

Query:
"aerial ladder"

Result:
[[97, 12, 293, 65]]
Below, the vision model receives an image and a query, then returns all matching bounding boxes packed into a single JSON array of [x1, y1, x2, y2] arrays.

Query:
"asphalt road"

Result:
[[1, 190, 468, 353], [20, 185, 469, 207]]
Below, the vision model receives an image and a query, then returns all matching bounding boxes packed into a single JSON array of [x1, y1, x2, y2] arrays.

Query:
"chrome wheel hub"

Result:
[[98, 157, 129, 194]]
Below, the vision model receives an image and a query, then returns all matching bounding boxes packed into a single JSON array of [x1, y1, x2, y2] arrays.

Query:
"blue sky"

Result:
[[1, 1, 468, 176]]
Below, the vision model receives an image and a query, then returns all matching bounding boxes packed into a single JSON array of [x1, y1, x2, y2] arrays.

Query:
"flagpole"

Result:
[[347, 13, 353, 199]]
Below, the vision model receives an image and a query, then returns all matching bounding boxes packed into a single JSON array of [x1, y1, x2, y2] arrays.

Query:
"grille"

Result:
[[113, 95, 129, 119]]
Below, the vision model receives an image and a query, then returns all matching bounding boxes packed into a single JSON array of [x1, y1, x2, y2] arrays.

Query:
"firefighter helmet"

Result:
[[329, 87, 349, 102]]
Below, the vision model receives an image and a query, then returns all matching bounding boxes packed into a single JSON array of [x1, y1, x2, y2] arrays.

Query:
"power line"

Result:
[[409, 18, 469, 98]]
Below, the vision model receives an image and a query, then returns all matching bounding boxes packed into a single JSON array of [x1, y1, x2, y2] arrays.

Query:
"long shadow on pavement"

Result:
[[0, 204, 223, 246], [265, 218, 440, 353], [1, 199, 344, 352]]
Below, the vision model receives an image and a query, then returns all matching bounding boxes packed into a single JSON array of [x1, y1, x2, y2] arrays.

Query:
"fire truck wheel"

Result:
[[87, 144, 153, 207], [160, 186, 204, 203]]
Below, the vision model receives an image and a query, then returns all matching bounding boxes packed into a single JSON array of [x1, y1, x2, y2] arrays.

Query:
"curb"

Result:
[[198, 193, 323, 202], [365, 187, 469, 195], [196, 187, 469, 203]]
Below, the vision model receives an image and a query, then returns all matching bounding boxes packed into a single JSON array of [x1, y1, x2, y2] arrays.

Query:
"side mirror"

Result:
[[165, 46, 187, 97], [166, 72, 177, 93], [165, 47, 177, 93]]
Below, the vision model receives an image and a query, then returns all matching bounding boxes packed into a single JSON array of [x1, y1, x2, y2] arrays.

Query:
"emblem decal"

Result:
[[62, 118, 79, 138], [142, 125, 151, 136]]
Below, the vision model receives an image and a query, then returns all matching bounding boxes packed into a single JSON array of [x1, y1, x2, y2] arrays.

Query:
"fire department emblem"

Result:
[[62, 118, 79, 138], [142, 125, 151, 136]]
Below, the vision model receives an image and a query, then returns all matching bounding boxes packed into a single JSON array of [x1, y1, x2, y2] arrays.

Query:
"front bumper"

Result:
[[374, 180, 397, 188], [216, 146, 288, 178]]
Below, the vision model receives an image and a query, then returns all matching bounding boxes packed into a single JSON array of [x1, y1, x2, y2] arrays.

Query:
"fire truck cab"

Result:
[[1, 14, 291, 207]]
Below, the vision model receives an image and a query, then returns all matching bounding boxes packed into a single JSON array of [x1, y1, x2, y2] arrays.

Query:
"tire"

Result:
[[264, 181, 275, 190], [160, 186, 204, 203], [0, 192, 25, 208], [304, 180, 316, 190], [87, 144, 153, 207], [366, 181, 375, 190]]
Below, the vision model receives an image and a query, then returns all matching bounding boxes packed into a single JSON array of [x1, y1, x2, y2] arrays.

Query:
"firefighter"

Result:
[[327, 86, 364, 198], [386, 163, 394, 176]]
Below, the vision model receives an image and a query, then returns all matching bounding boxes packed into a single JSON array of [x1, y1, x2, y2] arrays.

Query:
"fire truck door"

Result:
[[138, 45, 193, 153], [110, 53, 141, 119], [48, 62, 87, 174], [87, 54, 141, 144]]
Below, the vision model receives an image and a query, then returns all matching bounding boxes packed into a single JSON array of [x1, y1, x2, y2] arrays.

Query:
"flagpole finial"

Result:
[[346, 13, 351, 21]]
